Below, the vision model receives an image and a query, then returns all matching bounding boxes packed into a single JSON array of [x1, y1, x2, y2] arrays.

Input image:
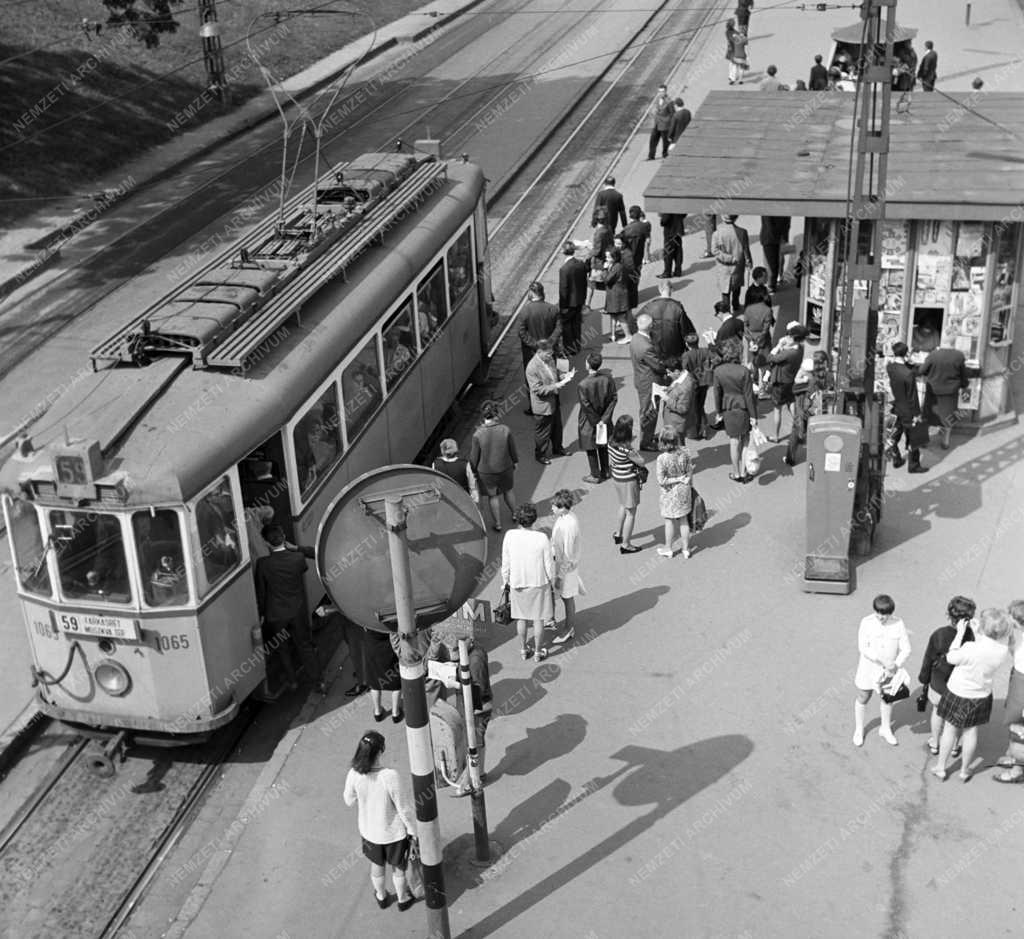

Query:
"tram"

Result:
[[1, 150, 490, 745]]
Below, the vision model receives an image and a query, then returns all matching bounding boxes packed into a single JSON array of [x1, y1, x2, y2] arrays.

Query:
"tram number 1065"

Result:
[[157, 634, 190, 652]]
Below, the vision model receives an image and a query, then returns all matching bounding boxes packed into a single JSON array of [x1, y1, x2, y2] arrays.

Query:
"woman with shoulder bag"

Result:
[[343, 731, 419, 911], [608, 415, 646, 554]]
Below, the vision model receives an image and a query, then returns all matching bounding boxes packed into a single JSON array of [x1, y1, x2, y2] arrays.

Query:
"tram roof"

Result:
[[9, 162, 484, 504], [644, 90, 1024, 221]]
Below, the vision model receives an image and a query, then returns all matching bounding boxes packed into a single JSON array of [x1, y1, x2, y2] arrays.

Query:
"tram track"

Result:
[[0, 0, 640, 387], [0, 705, 259, 939]]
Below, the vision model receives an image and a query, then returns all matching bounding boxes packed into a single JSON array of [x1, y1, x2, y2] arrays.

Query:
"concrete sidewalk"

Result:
[[143, 3, 1024, 939], [0, 0, 487, 302]]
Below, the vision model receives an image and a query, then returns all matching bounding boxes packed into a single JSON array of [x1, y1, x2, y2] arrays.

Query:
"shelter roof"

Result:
[[643, 90, 1024, 221], [831, 21, 917, 44]]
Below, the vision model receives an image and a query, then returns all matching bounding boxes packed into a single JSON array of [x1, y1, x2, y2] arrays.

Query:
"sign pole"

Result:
[[457, 637, 491, 862], [384, 494, 451, 939]]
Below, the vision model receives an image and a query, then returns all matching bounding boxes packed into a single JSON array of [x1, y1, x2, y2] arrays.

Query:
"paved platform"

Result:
[[152, 2, 1024, 938]]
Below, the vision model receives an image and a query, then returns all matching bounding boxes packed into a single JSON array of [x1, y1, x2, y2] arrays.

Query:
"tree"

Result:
[[101, 1, 183, 48]]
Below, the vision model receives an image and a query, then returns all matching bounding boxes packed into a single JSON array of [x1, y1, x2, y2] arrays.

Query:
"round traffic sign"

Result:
[[316, 465, 488, 633]]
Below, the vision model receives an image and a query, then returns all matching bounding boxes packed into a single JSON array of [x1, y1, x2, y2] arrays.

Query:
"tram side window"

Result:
[[49, 510, 131, 604], [7, 499, 51, 596], [416, 263, 448, 346], [133, 510, 189, 607], [446, 228, 474, 309], [195, 477, 241, 589], [382, 299, 416, 391], [341, 338, 383, 441], [294, 385, 343, 498]]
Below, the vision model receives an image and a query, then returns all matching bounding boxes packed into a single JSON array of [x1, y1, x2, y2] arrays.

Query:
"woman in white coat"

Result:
[[853, 594, 911, 747], [501, 503, 555, 661], [550, 489, 585, 645]]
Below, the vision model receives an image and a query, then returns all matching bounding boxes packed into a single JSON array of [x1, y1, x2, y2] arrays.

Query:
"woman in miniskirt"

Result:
[[932, 608, 1015, 781]]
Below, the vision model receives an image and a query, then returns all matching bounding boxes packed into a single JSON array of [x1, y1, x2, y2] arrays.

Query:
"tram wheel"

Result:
[[88, 751, 116, 777]]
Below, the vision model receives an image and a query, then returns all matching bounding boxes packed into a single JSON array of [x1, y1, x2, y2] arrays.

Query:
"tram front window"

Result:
[[6, 498, 51, 596], [49, 509, 131, 604], [196, 476, 241, 589], [133, 509, 189, 606]]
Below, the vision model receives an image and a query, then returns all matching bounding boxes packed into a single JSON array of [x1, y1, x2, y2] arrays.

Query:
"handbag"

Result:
[[636, 463, 650, 486], [688, 489, 708, 532], [880, 668, 912, 704], [906, 419, 929, 448], [594, 421, 608, 446], [881, 682, 910, 704], [494, 584, 511, 625]]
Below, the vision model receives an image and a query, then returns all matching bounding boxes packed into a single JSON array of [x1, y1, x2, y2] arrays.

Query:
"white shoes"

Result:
[[656, 546, 674, 557], [852, 729, 864, 747], [880, 728, 898, 746]]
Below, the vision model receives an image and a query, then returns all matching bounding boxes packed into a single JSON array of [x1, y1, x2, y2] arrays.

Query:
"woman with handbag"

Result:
[[654, 426, 694, 558], [500, 503, 556, 661], [853, 594, 911, 747], [608, 415, 646, 554], [932, 607, 1014, 781], [586, 208, 614, 310], [603, 248, 632, 344], [343, 731, 419, 911], [712, 337, 758, 483]]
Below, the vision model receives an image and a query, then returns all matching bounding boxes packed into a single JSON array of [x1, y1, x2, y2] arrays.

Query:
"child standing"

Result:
[[853, 594, 911, 747]]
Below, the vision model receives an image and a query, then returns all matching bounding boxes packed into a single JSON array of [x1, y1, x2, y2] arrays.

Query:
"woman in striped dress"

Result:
[[608, 415, 645, 554]]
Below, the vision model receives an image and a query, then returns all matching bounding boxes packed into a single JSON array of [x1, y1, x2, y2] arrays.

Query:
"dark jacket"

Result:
[[918, 49, 938, 85], [919, 347, 968, 396], [714, 315, 745, 346], [629, 332, 667, 396], [577, 371, 617, 451], [592, 187, 627, 230], [642, 297, 695, 360], [604, 262, 631, 315], [886, 360, 920, 421], [919, 623, 975, 696], [470, 422, 518, 474], [808, 63, 829, 91], [559, 257, 588, 309], [768, 342, 803, 386], [590, 224, 614, 266], [681, 346, 713, 387], [256, 548, 309, 622], [661, 213, 686, 242], [620, 219, 651, 262], [518, 300, 562, 364], [713, 362, 756, 416], [759, 216, 791, 246], [743, 302, 774, 349], [669, 108, 692, 142]]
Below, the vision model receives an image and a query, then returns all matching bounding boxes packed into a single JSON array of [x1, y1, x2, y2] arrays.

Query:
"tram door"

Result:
[[239, 432, 295, 553]]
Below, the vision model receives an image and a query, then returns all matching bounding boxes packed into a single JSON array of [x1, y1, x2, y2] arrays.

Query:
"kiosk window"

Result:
[[49, 510, 131, 604], [7, 499, 51, 597], [416, 263, 448, 345], [446, 229, 474, 309], [195, 477, 241, 589], [294, 386, 342, 498], [382, 300, 416, 389], [342, 338, 382, 441], [133, 509, 189, 607]]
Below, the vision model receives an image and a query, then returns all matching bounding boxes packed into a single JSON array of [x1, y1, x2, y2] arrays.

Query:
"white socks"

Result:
[[371, 871, 386, 899], [879, 703, 897, 745], [854, 700, 898, 746], [853, 701, 866, 746]]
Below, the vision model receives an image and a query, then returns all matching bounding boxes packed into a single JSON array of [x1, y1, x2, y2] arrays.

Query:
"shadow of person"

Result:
[[487, 712, 588, 783], [574, 585, 670, 640], [698, 511, 751, 549], [488, 662, 562, 719], [461, 734, 754, 937]]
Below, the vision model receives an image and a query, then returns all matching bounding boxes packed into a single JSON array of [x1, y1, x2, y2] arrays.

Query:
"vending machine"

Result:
[[802, 414, 862, 594]]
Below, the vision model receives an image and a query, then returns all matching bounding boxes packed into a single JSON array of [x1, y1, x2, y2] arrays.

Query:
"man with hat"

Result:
[[712, 215, 752, 313]]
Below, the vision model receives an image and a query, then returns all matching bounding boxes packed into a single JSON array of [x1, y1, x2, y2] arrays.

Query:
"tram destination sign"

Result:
[[56, 611, 141, 642]]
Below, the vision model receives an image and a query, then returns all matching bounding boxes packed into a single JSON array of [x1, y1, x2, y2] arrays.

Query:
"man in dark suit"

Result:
[[518, 281, 562, 414], [759, 216, 791, 291], [256, 525, 325, 694], [658, 212, 686, 278], [920, 343, 968, 448], [668, 97, 691, 149], [577, 351, 617, 483], [885, 342, 927, 472], [917, 40, 938, 91], [558, 241, 588, 355], [620, 205, 652, 266], [526, 339, 574, 463], [591, 177, 627, 231], [640, 281, 695, 360], [648, 84, 675, 160], [630, 312, 669, 450], [808, 54, 829, 91]]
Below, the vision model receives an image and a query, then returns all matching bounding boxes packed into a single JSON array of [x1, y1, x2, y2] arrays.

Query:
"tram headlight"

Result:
[[94, 659, 131, 697]]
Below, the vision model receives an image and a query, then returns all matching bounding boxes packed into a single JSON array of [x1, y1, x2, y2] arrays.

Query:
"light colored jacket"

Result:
[[525, 353, 562, 416], [501, 528, 554, 588]]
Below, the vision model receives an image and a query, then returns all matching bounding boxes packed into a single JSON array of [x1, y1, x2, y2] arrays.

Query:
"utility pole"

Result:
[[831, 0, 896, 556], [198, 0, 228, 105]]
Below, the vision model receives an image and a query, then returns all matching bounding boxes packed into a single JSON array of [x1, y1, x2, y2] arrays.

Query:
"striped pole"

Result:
[[385, 495, 451, 939], [458, 637, 491, 862]]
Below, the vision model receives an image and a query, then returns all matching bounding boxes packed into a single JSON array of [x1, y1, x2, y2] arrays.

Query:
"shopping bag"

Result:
[[907, 420, 929, 448], [743, 444, 762, 476], [595, 421, 608, 446], [688, 489, 708, 532], [406, 838, 425, 898], [749, 426, 769, 450]]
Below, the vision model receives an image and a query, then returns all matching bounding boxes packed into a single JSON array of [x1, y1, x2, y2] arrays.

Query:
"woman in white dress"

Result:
[[853, 594, 911, 747], [550, 490, 585, 645], [501, 503, 555, 661]]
